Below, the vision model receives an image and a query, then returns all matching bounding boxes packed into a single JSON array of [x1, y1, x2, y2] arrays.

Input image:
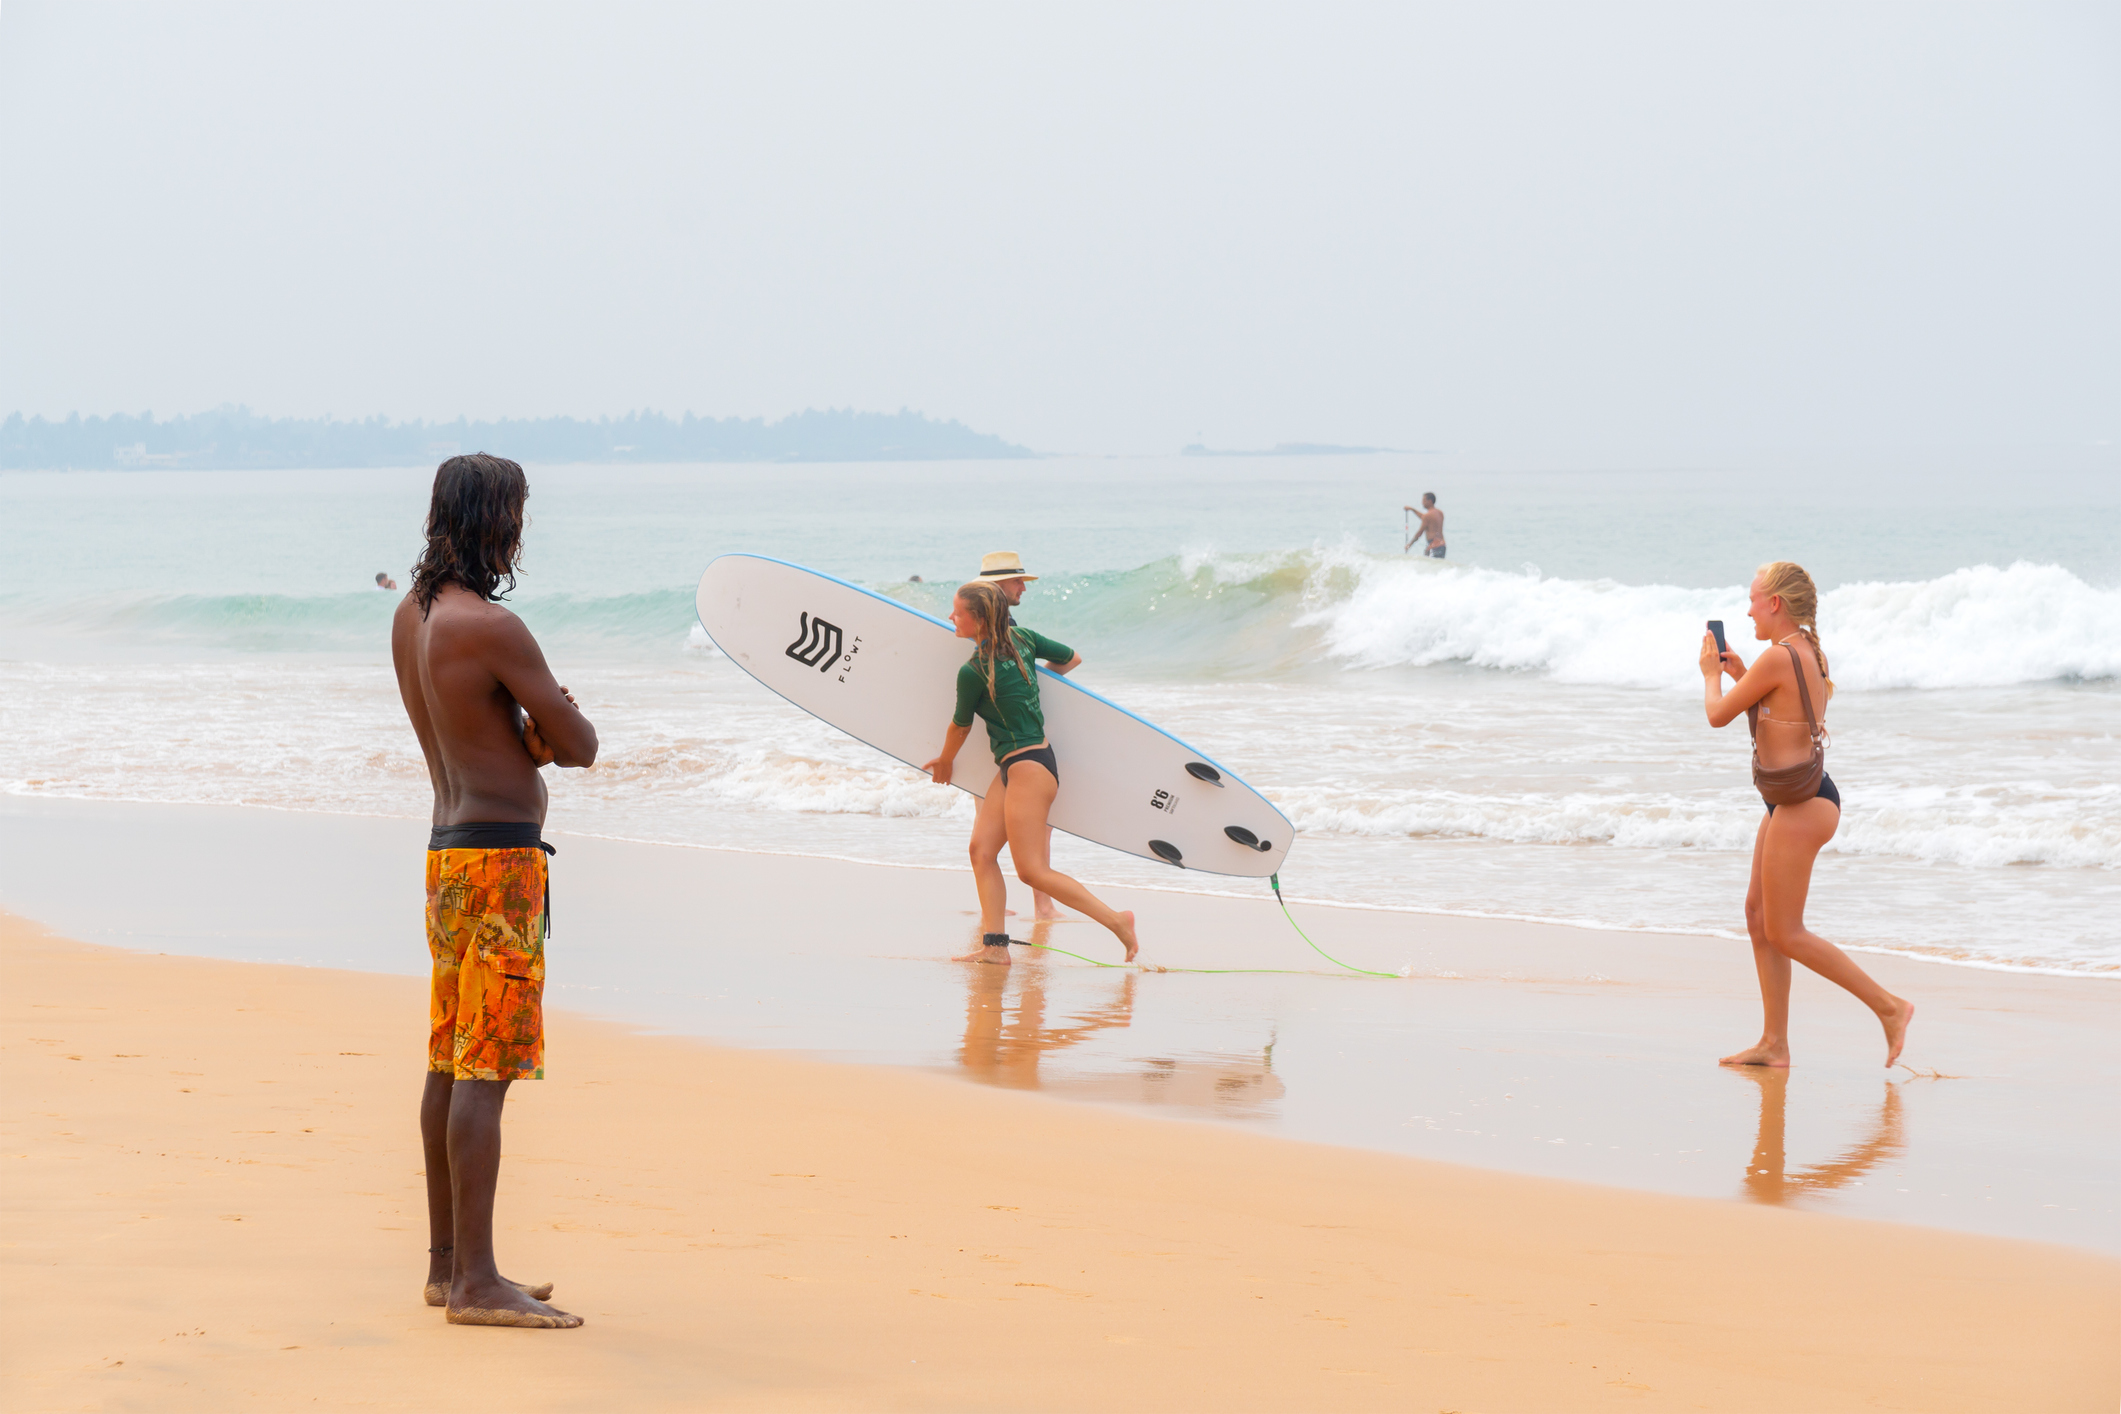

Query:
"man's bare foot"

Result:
[[1113, 910, 1138, 963], [1719, 1041, 1790, 1067], [1033, 894, 1064, 921], [447, 1276, 583, 1328], [1879, 998, 1914, 1068], [951, 942, 1013, 965], [425, 1275, 552, 1307], [423, 1248, 551, 1307], [446, 1301, 583, 1329]]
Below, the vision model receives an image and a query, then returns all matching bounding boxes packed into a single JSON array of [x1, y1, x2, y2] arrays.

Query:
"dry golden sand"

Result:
[[3, 911, 2115, 1413]]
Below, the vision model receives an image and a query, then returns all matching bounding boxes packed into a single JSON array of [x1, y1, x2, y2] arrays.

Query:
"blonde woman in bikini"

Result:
[[1700, 561, 1913, 1068], [922, 580, 1140, 966]]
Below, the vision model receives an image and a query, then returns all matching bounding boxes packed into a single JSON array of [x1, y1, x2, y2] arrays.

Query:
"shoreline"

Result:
[[548, 828, 2121, 982], [3, 792, 2112, 1257], [6, 787, 2114, 981], [5, 911, 2116, 1412]]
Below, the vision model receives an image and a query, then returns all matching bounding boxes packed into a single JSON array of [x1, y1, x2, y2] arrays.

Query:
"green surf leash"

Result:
[[1012, 936, 1309, 976], [1002, 873, 1403, 980], [1269, 872, 1404, 978]]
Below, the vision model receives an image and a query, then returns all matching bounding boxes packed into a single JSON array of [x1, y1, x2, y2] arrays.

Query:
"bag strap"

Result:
[[1783, 642, 1820, 738]]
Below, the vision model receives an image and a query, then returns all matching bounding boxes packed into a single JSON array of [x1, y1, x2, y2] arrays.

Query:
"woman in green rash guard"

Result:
[[921, 580, 1141, 966]]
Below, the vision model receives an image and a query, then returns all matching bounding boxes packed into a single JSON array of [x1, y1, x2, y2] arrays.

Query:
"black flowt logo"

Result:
[[785, 612, 844, 671]]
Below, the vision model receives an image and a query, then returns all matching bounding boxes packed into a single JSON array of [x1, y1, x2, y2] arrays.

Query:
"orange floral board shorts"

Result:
[[427, 846, 548, 1081]]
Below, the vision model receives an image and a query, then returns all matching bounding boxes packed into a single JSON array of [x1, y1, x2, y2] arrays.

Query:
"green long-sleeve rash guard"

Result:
[[952, 626, 1074, 765]]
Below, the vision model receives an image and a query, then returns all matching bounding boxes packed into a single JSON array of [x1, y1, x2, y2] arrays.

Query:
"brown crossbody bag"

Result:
[[1748, 642, 1827, 806]]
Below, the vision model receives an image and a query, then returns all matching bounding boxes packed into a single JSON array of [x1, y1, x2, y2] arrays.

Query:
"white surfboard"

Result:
[[695, 554, 1293, 878]]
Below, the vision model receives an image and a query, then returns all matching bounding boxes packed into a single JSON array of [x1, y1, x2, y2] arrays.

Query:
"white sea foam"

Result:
[[577, 740, 967, 821], [1824, 564, 2121, 689], [1271, 781, 2121, 871], [1292, 554, 2121, 690], [5, 542, 2117, 975]]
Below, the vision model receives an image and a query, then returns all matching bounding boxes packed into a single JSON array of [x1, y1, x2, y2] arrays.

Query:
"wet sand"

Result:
[[2, 794, 2113, 1252], [5, 910, 2117, 1413]]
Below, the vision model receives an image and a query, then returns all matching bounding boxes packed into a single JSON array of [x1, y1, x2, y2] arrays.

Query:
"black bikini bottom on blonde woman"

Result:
[[1764, 773, 1839, 816], [1002, 745, 1058, 783]]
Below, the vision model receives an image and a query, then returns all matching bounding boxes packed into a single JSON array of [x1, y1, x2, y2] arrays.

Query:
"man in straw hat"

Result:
[[976, 552, 1062, 921]]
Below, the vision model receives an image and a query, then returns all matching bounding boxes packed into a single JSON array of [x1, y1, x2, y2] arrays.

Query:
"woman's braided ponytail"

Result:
[[1757, 560, 1832, 701], [954, 581, 1032, 701]]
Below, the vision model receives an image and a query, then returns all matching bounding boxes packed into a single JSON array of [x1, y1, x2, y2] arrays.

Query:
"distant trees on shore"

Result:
[[0, 405, 1034, 469]]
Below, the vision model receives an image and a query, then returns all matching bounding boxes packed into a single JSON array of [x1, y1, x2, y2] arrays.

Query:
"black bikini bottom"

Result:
[[1002, 745, 1058, 783], [1764, 773, 1839, 816]]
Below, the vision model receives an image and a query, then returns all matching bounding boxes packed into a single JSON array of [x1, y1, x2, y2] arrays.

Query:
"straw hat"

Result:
[[977, 551, 1038, 583]]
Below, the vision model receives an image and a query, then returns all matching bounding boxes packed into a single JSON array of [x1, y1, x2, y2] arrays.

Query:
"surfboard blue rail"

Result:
[[694, 553, 1294, 878]]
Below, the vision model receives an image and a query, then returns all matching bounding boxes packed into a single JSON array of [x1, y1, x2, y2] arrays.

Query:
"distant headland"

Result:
[[0, 405, 1034, 469]]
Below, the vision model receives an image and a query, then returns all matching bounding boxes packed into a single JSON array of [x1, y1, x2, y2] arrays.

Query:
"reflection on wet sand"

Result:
[[956, 922, 1286, 1118], [1731, 1066, 1906, 1206]]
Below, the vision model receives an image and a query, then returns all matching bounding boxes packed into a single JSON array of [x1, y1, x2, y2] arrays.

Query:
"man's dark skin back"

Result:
[[392, 454, 596, 1329], [393, 584, 595, 822]]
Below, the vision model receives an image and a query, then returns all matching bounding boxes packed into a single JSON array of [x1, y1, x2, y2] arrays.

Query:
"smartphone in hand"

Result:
[[1708, 620, 1728, 655]]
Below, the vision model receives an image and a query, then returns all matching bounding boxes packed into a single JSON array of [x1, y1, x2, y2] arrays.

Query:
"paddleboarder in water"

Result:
[[1404, 493, 1446, 558], [977, 551, 1063, 921], [922, 579, 1141, 966]]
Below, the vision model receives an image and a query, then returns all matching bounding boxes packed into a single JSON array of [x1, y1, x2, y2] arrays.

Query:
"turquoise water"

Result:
[[4, 455, 2117, 971]]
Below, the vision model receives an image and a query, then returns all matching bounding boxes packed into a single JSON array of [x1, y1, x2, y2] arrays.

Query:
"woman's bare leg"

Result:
[[1001, 762, 1139, 961], [1759, 796, 1914, 1066], [954, 776, 1014, 964], [1032, 828, 1064, 920], [1722, 811, 1793, 1066]]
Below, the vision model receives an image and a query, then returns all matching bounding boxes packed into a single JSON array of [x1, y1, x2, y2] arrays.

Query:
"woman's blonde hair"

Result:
[[954, 581, 1032, 701], [1757, 560, 1833, 700]]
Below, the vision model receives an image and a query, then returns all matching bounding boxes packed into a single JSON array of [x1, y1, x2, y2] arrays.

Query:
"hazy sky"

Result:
[[1, 2, 2114, 457]]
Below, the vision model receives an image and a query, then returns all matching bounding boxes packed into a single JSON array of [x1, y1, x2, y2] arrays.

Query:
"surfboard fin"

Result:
[[1148, 839, 1185, 867]]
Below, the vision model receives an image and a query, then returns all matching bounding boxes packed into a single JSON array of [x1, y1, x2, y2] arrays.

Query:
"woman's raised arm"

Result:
[[1702, 633, 1779, 729]]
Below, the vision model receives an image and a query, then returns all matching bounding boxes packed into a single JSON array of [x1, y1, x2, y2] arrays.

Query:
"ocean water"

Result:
[[4, 456, 2117, 975]]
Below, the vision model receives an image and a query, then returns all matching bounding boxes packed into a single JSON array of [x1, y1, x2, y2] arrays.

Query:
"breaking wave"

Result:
[[6, 551, 2114, 691]]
